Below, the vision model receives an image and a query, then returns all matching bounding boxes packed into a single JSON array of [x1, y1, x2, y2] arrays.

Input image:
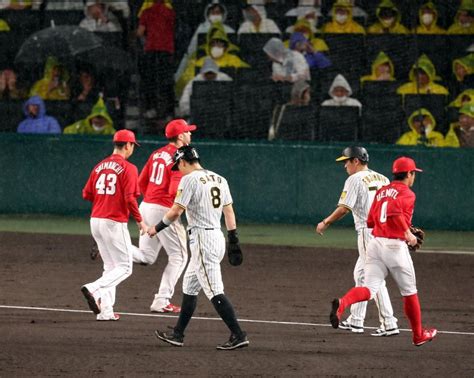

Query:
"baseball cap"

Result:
[[165, 119, 197, 139], [171, 145, 200, 171], [392, 157, 423, 174], [113, 129, 140, 146], [335, 146, 369, 162]]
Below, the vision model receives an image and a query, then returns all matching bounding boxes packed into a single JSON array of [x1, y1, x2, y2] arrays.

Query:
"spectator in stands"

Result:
[[449, 89, 474, 108], [263, 37, 310, 83], [269, 79, 311, 140], [444, 102, 474, 148], [138, 0, 171, 17], [396, 108, 444, 147], [321, 74, 362, 113], [178, 57, 232, 117], [285, 19, 329, 53], [176, 23, 249, 98], [453, 53, 474, 86], [137, 0, 175, 120], [63, 97, 115, 135], [367, 0, 409, 34], [0, 68, 27, 100], [321, 0, 365, 34], [0, 18, 10, 31], [0, 0, 31, 10], [413, 1, 445, 34], [397, 54, 449, 96], [286, 5, 321, 33], [360, 51, 395, 84], [30, 56, 70, 100], [17, 95, 61, 134], [447, 0, 474, 35], [79, 1, 122, 32], [238, 5, 281, 34], [71, 66, 102, 103], [289, 32, 331, 70]]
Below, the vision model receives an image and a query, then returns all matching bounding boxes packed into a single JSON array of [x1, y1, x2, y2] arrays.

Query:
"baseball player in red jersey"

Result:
[[132, 119, 196, 313], [330, 157, 437, 346], [81, 130, 147, 321]]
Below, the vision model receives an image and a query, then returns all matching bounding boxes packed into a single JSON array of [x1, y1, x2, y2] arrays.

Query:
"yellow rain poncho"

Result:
[[0, 19, 10, 31], [449, 89, 474, 108], [175, 23, 249, 97], [397, 108, 445, 147], [447, 0, 474, 34], [29, 56, 70, 100], [138, 0, 172, 17], [397, 54, 449, 95], [367, 0, 409, 34], [321, 0, 365, 34], [452, 53, 474, 81], [63, 97, 116, 135], [360, 51, 395, 83], [284, 19, 329, 52], [413, 1, 445, 34], [444, 102, 474, 148]]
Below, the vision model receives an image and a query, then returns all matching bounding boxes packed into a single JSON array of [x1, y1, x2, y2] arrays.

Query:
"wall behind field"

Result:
[[1, 134, 473, 230]]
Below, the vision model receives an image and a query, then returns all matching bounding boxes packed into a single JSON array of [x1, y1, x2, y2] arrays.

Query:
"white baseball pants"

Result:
[[133, 202, 188, 309]]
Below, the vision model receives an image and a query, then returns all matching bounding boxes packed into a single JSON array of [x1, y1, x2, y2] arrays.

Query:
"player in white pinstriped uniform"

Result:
[[147, 145, 249, 350], [316, 146, 399, 336]]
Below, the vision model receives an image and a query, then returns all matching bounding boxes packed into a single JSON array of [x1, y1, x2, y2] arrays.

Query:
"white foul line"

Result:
[[0, 305, 473, 336]]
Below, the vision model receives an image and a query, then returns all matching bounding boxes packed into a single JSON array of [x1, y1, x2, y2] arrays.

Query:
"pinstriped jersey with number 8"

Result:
[[174, 169, 232, 229]]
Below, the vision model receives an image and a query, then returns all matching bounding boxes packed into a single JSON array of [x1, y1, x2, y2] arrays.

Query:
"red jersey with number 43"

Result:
[[367, 181, 416, 240], [139, 144, 182, 207], [82, 154, 142, 223]]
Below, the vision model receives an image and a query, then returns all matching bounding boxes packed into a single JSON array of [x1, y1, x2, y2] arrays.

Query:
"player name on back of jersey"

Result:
[[376, 187, 399, 201], [199, 173, 223, 185], [362, 173, 387, 186], [95, 161, 124, 175], [153, 151, 173, 165]]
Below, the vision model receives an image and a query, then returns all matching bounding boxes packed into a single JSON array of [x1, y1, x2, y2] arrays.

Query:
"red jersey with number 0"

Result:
[[367, 181, 415, 239], [82, 154, 142, 223], [139, 144, 182, 207]]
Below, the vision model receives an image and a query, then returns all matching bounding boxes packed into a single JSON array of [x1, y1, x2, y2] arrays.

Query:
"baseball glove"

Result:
[[408, 226, 425, 252], [227, 230, 243, 266]]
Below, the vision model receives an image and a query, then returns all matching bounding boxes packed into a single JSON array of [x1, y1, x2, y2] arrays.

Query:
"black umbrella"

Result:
[[14, 25, 103, 66], [76, 45, 133, 74]]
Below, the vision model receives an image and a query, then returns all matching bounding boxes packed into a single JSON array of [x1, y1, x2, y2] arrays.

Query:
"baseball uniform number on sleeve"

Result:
[[380, 201, 388, 223], [150, 162, 165, 185], [210, 186, 221, 208], [95, 173, 117, 195]]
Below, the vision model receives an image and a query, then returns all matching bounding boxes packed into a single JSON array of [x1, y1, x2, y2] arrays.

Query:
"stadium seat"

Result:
[[1, 10, 41, 34], [41, 10, 84, 28], [361, 106, 404, 144], [43, 101, 73, 129], [0, 100, 24, 132], [232, 80, 275, 139], [318, 106, 360, 142], [275, 105, 317, 141], [234, 65, 272, 83], [402, 94, 448, 135], [93, 32, 122, 48], [238, 33, 280, 68], [190, 81, 233, 139], [323, 34, 365, 79]]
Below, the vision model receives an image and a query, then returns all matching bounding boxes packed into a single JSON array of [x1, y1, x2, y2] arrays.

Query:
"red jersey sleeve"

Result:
[[367, 198, 376, 229], [168, 170, 182, 199], [82, 173, 95, 202], [122, 164, 142, 223], [138, 158, 151, 197]]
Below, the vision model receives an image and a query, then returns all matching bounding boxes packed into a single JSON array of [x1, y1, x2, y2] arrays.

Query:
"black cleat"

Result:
[[81, 286, 100, 314], [216, 332, 250, 351], [90, 243, 100, 260], [154, 330, 184, 347], [330, 299, 340, 329]]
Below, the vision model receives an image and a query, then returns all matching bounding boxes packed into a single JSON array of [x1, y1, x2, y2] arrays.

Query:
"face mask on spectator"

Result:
[[91, 121, 106, 131], [209, 14, 222, 23], [210, 46, 224, 59], [333, 95, 347, 103], [381, 17, 395, 27], [421, 13, 434, 25], [334, 13, 348, 24], [461, 21, 472, 28]]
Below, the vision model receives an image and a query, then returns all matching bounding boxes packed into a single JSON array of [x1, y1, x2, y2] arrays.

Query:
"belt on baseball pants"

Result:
[[188, 228, 218, 235]]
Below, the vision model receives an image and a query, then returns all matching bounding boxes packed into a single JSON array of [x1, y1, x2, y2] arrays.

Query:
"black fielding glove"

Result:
[[227, 229, 243, 266]]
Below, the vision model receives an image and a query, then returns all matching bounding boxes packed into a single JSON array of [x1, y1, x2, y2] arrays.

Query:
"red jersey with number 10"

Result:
[[367, 181, 416, 239], [139, 144, 183, 208], [82, 154, 142, 223]]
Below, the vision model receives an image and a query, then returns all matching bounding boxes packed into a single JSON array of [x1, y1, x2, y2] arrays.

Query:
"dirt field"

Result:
[[0, 232, 473, 377]]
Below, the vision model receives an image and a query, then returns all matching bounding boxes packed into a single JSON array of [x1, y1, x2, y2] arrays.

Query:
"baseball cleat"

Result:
[[90, 243, 100, 261], [330, 299, 341, 329], [96, 313, 120, 321], [371, 328, 400, 337], [154, 330, 184, 347], [413, 328, 437, 347], [151, 303, 181, 313], [339, 320, 364, 333], [81, 286, 100, 314], [216, 332, 249, 351]]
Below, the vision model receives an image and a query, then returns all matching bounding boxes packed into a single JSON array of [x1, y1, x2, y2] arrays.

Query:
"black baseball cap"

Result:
[[336, 146, 369, 163], [171, 145, 200, 171]]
